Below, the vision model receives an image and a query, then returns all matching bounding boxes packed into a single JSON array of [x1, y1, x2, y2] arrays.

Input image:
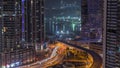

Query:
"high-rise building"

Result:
[[81, 0, 88, 36], [0, 0, 45, 67], [81, 0, 103, 40], [0, 0, 22, 53], [23, 0, 45, 50], [103, 0, 120, 68]]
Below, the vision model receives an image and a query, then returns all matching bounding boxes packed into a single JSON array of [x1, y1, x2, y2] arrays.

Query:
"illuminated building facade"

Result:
[[103, 0, 120, 68], [0, 0, 45, 67], [23, 0, 45, 50], [1, 48, 35, 68], [0, 0, 21, 53]]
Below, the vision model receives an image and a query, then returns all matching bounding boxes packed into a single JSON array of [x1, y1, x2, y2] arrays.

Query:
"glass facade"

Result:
[[0, 0, 21, 52], [106, 0, 120, 67], [0, 0, 44, 67], [23, 0, 45, 47]]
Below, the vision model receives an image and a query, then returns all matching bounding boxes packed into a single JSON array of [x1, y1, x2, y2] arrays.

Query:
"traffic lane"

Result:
[[58, 40, 102, 68]]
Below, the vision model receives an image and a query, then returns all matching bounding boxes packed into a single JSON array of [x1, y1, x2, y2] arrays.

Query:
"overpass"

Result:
[[58, 40, 102, 68]]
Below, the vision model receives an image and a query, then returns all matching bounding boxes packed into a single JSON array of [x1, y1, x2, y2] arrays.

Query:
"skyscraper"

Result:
[[0, 0, 21, 53], [23, 0, 45, 50], [81, 0, 88, 25], [81, 0, 103, 40], [81, 0, 88, 38], [0, 0, 45, 67], [103, 0, 120, 68]]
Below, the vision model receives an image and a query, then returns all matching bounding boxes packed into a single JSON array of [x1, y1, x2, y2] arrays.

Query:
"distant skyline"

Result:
[[44, 0, 81, 36], [45, 0, 81, 18], [45, 0, 81, 9], [1, 0, 119, 68]]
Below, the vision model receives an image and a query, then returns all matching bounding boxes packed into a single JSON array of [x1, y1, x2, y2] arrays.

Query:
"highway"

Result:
[[58, 40, 102, 68], [23, 54, 64, 68], [42, 54, 64, 68], [18, 43, 66, 68]]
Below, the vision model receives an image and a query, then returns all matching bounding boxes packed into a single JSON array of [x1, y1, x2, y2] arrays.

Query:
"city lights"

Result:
[[11, 63, 15, 67], [7, 65, 10, 68], [2, 66, 5, 68], [0, 0, 119, 68]]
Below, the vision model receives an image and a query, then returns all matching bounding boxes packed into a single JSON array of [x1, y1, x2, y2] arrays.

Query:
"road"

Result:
[[18, 43, 66, 68], [58, 40, 102, 68], [22, 54, 64, 68]]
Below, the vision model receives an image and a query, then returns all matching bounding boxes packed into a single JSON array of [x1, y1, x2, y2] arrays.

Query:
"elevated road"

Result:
[[19, 43, 66, 68], [58, 40, 102, 68]]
